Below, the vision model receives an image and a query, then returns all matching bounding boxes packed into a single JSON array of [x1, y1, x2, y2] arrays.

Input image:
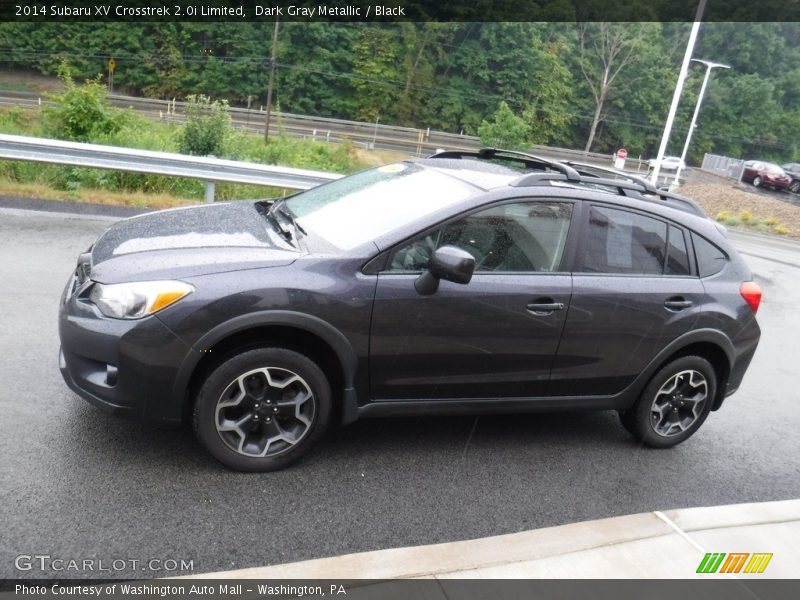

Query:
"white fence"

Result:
[[702, 153, 745, 180]]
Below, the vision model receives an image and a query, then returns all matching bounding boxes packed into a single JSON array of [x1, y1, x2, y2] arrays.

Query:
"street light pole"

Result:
[[650, 0, 707, 185], [673, 59, 730, 184]]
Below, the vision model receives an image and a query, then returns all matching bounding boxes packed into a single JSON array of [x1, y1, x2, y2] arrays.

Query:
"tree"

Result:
[[43, 62, 121, 142], [178, 94, 232, 156], [478, 101, 531, 150], [278, 23, 358, 118], [392, 23, 449, 126], [576, 22, 648, 152], [523, 25, 576, 145], [351, 26, 400, 122], [3, 21, 800, 159]]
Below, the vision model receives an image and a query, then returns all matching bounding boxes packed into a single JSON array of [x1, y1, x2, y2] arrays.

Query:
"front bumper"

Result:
[[764, 177, 790, 188], [59, 280, 194, 422]]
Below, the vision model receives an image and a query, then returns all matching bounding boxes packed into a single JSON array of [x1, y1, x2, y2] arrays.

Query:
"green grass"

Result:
[[0, 81, 36, 92], [0, 105, 364, 203]]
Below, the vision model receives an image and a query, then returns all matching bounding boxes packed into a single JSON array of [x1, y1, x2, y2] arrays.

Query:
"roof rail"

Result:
[[428, 147, 705, 216], [559, 160, 703, 212], [429, 148, 581, 182], [560, 160, 658, 192], [511, 172, 705, 216]]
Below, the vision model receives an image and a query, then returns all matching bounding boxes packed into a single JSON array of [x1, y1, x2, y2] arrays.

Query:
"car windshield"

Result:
[[285, 162, 478, 249]]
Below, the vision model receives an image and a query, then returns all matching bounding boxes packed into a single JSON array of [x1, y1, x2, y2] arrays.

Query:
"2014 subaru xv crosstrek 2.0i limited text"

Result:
[[59, 149, 762, 471]]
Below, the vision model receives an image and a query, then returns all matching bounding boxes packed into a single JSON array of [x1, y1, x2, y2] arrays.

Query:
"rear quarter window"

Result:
[[665, 225, 691, 276], [692, 233, 727, 277]]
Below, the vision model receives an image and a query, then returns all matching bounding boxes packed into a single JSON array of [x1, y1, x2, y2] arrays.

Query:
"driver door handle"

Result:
[[527, 300, 565, 314], [664, 297, 693, 310]]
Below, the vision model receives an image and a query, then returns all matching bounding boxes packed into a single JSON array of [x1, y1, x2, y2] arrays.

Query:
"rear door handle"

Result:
[[527, 301, 565, 314], [664, 298, 693, 310]]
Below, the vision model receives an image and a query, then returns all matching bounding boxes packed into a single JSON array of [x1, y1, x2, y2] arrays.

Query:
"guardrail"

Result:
[[0, 133, 342, 202]]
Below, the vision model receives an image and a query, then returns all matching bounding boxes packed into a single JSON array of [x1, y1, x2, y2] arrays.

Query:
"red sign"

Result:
[[617, 148, 628, 159]]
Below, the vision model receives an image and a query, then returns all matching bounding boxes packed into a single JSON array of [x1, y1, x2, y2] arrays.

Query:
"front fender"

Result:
[[170, 310, 359, 417]]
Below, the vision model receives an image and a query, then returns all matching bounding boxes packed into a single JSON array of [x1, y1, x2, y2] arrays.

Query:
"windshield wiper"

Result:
[[255, 201, 295, 244], [271, 199, 307, 237]]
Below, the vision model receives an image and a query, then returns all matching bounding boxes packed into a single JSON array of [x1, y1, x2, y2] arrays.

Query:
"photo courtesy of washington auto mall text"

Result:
[[12, 583, 347, 597]]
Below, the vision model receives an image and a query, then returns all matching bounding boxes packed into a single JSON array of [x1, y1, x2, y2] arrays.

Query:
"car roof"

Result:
[[414, 157, 522, 191], [750, 160, 781, 169]]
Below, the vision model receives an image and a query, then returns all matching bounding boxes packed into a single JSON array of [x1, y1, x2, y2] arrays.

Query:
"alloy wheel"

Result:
[[215, 367, 316, 457], [650, 369, 708, 437]]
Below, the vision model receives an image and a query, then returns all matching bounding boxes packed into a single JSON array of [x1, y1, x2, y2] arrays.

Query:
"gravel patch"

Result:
[[680, 181, 800, 238]]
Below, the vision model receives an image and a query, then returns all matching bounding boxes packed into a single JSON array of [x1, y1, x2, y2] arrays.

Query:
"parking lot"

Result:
[[1, 205, 799, 579]]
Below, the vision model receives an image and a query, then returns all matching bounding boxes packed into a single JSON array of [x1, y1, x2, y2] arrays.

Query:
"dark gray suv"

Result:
[[59, 149, 762, 471]]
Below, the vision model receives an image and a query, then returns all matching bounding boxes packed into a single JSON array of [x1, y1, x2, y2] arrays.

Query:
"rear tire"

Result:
[[193, 348, 332, 472], [789, 180, 800, 194], [621, 356, 716, 449], [753, 176, 763, 187]]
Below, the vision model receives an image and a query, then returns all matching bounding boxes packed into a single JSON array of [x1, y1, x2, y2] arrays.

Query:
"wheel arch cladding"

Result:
[[177, 312, 357, 423]]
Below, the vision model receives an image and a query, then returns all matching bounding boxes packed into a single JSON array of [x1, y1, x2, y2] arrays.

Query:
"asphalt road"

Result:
[[1, 205, 798, 580]]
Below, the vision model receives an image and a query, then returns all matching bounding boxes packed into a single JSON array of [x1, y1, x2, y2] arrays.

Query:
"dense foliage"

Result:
[[1, 22, 799, 162], [42, 63, 124, 142], [178, 94, 232, 156]]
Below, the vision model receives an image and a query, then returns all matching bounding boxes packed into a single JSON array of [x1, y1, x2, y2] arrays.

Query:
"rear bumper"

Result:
[[714, 321, 760, 410], [724, 342, 758, 397]]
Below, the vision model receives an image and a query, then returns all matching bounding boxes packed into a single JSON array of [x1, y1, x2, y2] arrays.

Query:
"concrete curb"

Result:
[[183, 499, 800, 580]]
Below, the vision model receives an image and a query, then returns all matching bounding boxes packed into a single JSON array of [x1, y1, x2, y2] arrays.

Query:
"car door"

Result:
[[369, 199, 575, 401], [549, 203, 704, 396]]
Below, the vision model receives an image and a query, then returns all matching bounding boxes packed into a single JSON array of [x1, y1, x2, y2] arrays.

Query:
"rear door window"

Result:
[[580, 206, 667, 275]]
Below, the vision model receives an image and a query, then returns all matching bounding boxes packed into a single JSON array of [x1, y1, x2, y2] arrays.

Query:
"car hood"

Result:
[[89, 202, 300, 283]]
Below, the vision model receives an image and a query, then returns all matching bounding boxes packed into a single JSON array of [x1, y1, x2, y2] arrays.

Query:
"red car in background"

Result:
[[741, 161, 791, 190]]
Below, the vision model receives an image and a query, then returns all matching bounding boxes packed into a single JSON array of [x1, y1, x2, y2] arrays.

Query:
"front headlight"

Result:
[[89, 280, 194, 319]]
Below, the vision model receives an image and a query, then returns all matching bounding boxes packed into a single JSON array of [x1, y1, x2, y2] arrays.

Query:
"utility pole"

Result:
[[264, 17, 280, 143]]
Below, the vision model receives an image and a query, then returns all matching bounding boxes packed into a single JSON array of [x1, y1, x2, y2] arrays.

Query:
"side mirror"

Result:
[[415, 245, 476, 295]]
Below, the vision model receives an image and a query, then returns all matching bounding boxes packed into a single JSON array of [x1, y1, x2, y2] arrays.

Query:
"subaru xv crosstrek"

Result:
[[59, 149, 762, 471]]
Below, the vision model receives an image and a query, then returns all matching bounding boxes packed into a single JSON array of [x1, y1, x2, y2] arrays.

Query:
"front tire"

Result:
[[789, 180, 800, 194], [193, 348, 332, 471], [620, 356, 716, 448]]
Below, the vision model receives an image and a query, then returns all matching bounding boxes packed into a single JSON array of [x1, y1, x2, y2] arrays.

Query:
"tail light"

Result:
[[740, 281, 762, 313]]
